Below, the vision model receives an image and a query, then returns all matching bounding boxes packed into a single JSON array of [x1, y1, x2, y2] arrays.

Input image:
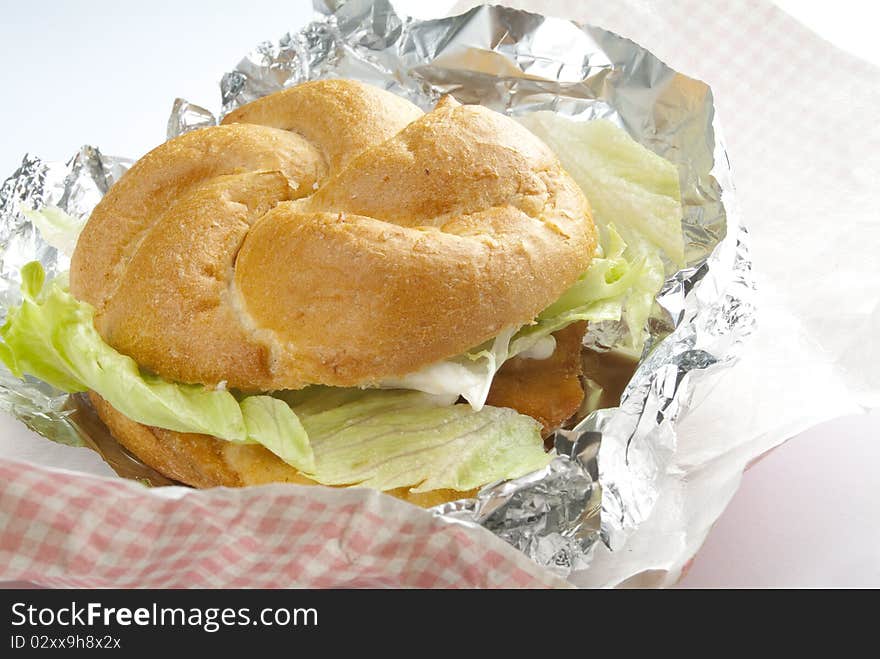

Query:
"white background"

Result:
[[0, 0, 877, 587]]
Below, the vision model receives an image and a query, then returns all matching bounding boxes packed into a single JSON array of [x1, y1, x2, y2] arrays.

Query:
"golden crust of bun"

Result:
[[70, 79, 595, 390], [88, 392, 475, 508]]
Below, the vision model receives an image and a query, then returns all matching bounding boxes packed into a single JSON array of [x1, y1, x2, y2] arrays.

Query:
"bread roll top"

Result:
[[70, 79, 596, 390]]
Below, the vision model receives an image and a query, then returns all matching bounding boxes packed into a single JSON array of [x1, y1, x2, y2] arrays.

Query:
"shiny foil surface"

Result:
[[0, 148, 130, 449], [0, 0, 755, 578]]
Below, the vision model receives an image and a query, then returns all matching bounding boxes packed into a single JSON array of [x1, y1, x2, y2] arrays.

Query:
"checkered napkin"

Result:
[[0, 458, 569, 588]]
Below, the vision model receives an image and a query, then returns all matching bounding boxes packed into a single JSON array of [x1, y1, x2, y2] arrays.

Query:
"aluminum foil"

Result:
[[0, 148, 130, 448], [0, 0, 755, 578]]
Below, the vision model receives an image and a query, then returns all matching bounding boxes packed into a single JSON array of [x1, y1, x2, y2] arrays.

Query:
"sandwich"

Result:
[[0, 79, 683, 507]]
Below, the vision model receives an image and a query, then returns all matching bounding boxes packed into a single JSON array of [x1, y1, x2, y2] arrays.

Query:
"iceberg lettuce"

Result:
[[516, 115, 684, 268], [0, 262, 314, 472], [21, 205, 85, 257], [283, 387, 549, 493]]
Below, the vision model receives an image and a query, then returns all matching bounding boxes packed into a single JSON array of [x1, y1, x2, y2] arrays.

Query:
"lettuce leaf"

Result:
[[0, 262, 313, 472], [513, 226, 665, 354], [283, 387, 549, 493], [21, 205, 86, 257], [515, 117, 680, 353], [516, 115, 684, 268], [240, 396, 313, 472]]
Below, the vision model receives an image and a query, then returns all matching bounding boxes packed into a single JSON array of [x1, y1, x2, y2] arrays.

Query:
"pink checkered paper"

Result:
[[0, 458, 569, 588]]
